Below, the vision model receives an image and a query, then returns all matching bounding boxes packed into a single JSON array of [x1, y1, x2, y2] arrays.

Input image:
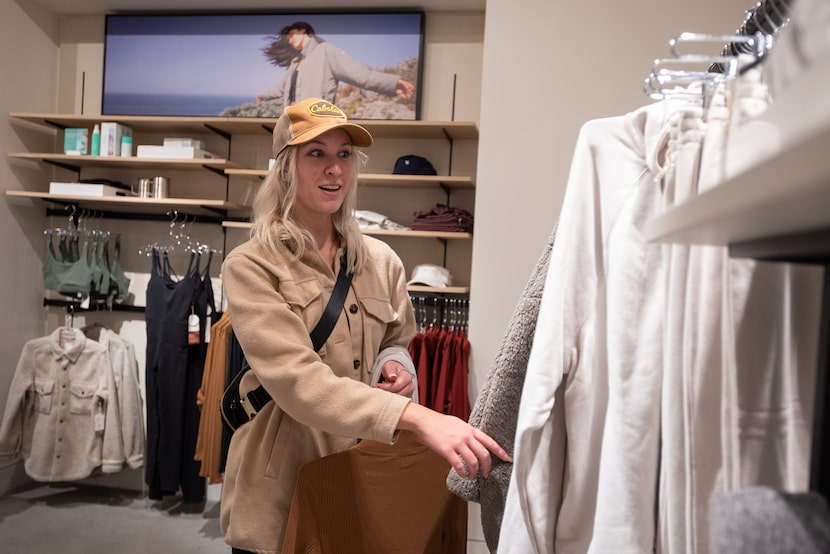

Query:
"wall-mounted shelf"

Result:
[[6, 190, 249, 217], [10, 112, 479, 141], [644, 113, 830, 503], [8, 152, 239, 173], [407, 284, 470, 294], [222, 220, 471, 241], [644, 126, 830, 247], [224, 168, 475, 190], [10, 111, 477, 295], [364, 229, 472, 240]]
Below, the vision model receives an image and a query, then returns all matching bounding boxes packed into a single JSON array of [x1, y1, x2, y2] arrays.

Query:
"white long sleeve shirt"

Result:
[[500, 99, 678, 553], [98, 328, 145, 472]]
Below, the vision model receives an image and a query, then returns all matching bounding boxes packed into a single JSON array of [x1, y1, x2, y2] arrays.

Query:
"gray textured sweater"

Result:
[[446, 224, 557, 552]]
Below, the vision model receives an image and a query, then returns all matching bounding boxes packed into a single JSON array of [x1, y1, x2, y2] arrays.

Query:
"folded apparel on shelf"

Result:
[[354, 209, 410, 231], [412, 204, 473, 233]]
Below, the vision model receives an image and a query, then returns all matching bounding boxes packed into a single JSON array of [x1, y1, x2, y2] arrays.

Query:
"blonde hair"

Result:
[[250, 145, 367, 274]]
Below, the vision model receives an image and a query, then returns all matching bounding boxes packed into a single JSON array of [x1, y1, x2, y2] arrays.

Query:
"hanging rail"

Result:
[[710, 0, 792, 72]]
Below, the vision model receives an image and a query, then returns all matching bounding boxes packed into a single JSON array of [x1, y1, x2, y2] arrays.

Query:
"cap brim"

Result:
[[287, 121, 373, 149], [407, 276, 447, 287]]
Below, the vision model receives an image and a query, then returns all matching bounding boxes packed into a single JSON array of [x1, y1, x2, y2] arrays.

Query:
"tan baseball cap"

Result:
[[272, 98, 373, 157]]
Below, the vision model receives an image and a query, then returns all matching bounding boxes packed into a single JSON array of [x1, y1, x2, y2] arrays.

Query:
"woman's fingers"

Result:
[[475, 429, 512, 462], [458, 430, 512, 479]]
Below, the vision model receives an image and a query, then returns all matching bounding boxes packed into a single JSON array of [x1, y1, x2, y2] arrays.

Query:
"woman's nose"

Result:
[[326, 161, 343, 176]]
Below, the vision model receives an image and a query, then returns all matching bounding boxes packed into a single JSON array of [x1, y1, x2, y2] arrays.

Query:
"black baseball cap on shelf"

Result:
[[392, 154, 437, 175]]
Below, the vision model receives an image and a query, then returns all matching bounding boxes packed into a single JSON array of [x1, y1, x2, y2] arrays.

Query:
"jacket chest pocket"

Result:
[[70, 381, 97, 415], [359, 297, 398, 354], [282, 277, 324, 336], [33, 378, 54, 415]]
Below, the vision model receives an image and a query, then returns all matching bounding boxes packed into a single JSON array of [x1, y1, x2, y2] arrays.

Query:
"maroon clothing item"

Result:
[[412, 204, 474, 233]]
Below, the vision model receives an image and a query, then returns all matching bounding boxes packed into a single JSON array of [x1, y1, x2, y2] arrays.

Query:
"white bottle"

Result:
[[120, 136, 133, 157]]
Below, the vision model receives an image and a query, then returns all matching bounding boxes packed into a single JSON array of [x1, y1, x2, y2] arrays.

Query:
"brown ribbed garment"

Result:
[[194, 311, 232, 484], [281, 430, 468, 553]]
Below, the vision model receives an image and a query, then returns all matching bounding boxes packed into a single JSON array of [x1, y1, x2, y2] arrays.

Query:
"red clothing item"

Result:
[[432, 330, 455, 415], [281, 431, 467, 553], [409, 327, 471, 419], [449, 331, 471, 421], [435, 330, 471, 421], [415, 326, 441, 409]]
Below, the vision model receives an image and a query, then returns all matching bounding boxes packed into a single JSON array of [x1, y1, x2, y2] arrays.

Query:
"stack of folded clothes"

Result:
[[412, 204, 474, 233]]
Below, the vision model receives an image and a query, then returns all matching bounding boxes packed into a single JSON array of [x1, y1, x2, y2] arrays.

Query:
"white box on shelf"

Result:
[[163, 137, 205, 149], [136, 145, 221, 159], [49, 182, 124, 197], [99, 122, 133, 157]]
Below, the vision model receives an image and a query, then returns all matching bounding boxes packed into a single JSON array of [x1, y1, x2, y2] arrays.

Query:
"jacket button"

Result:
[[349, 303, 358, 314], [353, 359, 360, 369]]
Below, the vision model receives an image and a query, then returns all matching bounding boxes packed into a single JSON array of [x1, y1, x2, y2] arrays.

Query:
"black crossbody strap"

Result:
[[310, 257, 353, 351], [243, 255, 353, 413]]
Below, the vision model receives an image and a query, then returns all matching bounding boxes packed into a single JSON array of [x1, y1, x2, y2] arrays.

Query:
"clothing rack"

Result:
[[409, 293, 469, 332], [46, 207, 225, 226], [44, 298, 146, 313], [646, 0, 828, 505], [710, 0, 792, 72], [645, 0, 791, 98]]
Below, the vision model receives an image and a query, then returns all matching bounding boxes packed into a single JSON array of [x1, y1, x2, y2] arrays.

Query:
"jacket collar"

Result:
[[49, 327, 87, 363]]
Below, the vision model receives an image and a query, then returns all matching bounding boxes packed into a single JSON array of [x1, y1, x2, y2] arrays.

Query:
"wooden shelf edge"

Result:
[[225, 170, 475, 189], [407, 285, 469, 294], [9, 152, 237, 170], [6, 190, 250, 212], [9, 112, 478, 140], [364, 229, 473, 239], [644, 121, 830, 247], [222, 220, 471, 240]]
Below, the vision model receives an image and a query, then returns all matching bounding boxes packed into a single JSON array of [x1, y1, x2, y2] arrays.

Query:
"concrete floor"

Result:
[[0, 483, 228, 553]]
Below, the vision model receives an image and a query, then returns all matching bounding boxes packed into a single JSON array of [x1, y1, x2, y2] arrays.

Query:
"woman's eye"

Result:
[[338, 150, 352, 159]]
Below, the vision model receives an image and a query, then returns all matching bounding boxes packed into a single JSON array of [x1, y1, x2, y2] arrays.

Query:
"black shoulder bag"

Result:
[[220, 257, 353, 434]]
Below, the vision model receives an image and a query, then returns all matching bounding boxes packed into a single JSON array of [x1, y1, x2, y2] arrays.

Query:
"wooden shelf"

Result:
[[644, 120, 830, 248], [364, 229, 472, 240], [407, 285, 470, 294], [8, 152, 238, 172], [9, 113, 478, 141], [223, 220, 255, 230], [223, 220, 471, 240], [10, 112, 476, 297], [225, 168, 269, 179], [225, 168, 474, 189], [357, 174, 474, 189], [6, 190, 250, 216]]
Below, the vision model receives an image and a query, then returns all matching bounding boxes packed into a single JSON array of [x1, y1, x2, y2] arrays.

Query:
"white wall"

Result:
[[0, 1, 61, 494]]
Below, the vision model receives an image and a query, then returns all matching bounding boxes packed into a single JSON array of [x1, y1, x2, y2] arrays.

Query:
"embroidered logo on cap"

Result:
[[307, 100, 345, 119]]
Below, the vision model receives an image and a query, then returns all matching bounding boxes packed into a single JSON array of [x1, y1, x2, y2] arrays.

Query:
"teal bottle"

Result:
[[90, 124, 100, 156]]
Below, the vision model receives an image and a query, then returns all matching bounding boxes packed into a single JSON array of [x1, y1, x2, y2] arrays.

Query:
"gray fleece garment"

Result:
[[446, 224, 557, 552]]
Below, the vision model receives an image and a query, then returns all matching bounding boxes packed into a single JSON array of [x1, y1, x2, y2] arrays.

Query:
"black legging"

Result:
[[232, 549, 256, 554]]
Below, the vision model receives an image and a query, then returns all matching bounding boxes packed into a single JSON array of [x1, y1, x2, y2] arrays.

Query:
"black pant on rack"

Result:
[[145, 250, 214, 503]]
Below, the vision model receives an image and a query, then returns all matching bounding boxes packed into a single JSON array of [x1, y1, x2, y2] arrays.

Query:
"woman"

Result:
[[256, 21, 415, 106], [220, 97, 509, 553]]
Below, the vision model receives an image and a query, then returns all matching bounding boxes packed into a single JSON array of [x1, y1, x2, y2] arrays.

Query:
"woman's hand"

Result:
[[395, 79, 415, 99], [396, 402, 512, 479], [374, 360, 415, 399]]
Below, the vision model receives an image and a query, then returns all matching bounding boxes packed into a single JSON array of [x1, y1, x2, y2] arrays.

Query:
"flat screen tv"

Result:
[[102, 11, 424, 120]]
